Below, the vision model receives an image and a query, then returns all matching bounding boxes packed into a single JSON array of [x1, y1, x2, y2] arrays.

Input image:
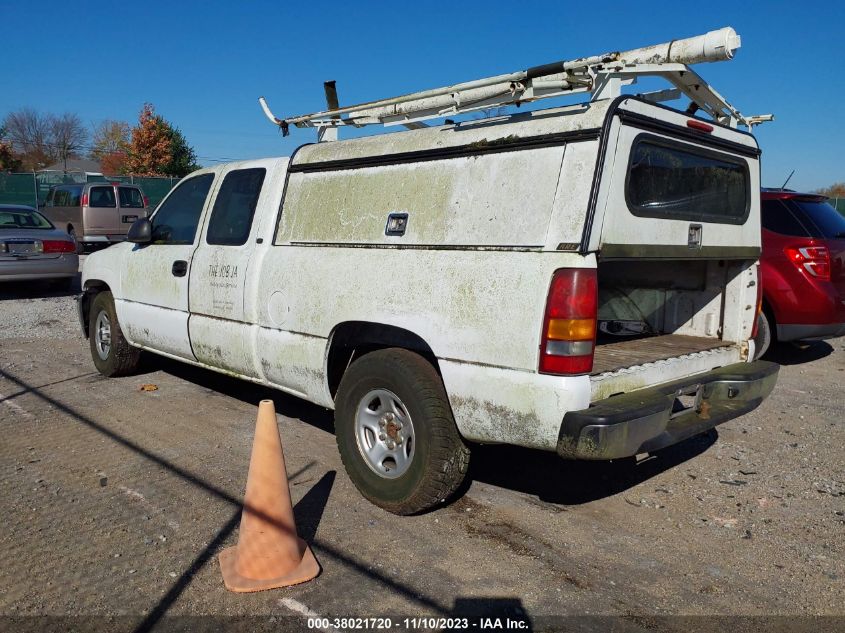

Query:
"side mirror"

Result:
[[128, 217, 152, 244]]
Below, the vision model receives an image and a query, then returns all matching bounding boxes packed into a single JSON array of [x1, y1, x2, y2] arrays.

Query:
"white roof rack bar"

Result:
[[259, 27, 772, 137]]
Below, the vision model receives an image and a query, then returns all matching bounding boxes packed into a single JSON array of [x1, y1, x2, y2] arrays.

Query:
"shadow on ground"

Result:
[[762, 340, 834, 366], [0, 273, 80, 300], [140, 354, 335, 433], [466, 430, 716, 505]]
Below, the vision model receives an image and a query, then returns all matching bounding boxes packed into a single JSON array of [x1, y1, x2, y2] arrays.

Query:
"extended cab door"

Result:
[[188, 166, 267, 377], [118, 172, 216, 359]]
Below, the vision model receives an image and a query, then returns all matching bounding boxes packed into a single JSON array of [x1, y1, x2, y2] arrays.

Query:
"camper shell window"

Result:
[[625, 135, 750, 225]]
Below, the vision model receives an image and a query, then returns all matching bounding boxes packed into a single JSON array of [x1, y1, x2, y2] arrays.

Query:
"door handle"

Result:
[[172, 260, 188, 277]]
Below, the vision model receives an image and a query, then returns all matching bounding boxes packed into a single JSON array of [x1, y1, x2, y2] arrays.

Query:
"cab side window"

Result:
[[206, 168, 266, 246], [151, 174, 214, 245]]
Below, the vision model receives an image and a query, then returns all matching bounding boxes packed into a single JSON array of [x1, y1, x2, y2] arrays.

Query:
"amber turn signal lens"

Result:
[[547, 317, 595, 341]]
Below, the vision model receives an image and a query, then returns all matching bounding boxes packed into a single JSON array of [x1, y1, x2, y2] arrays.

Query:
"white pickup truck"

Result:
[[78, 28, 778, 514]]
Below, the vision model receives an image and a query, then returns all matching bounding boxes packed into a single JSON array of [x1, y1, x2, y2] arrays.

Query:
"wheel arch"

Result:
[[325, 321, 441, 399], [79, 280, 111, 338]]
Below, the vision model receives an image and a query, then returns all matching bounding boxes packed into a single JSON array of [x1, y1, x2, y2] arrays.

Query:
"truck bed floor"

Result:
[[591, 334, 732, 375]]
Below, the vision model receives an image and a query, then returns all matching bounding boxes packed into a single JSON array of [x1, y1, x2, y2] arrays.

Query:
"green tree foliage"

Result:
[[0, 126, 22, 171], [162, 126, 200, 177], [124, 104, 200, 177]]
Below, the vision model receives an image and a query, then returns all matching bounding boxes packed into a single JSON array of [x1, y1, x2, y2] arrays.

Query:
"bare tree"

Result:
[[50, 113, 87, 171], [2, 108, 52, 169], [1, 108, 88, 171]]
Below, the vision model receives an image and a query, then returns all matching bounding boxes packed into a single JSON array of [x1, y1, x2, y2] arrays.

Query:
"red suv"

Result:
[[755, 189, 845, 357]]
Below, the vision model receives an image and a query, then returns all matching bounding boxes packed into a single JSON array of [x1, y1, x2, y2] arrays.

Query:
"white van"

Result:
[[78, 28, 778, 513]]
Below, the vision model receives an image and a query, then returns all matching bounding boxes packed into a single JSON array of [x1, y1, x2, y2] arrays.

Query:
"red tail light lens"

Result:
[[539, 268, 597, 375], [143, 196, 149, 207], [81, 193, 88, 206], [42, 240, 76, 254], [784, 245, 830, 281]]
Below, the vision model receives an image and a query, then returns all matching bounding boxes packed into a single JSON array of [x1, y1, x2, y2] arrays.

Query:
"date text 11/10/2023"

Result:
[[306, 617, 530, 630]]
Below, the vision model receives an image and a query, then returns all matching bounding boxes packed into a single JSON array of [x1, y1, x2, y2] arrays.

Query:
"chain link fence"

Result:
[[0, 171, 180, 209]]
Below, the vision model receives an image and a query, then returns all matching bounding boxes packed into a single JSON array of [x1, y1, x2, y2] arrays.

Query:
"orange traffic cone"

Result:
[[219, 399, 320, 592]]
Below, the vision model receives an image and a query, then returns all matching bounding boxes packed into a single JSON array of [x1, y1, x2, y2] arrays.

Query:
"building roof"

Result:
[[40, 158, 102, 173]]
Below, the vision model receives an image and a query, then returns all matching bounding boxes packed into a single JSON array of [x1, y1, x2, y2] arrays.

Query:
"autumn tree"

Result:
[[816, 182, 845, 198], [91, 120, 130, 175], [124, 103, 199, 177]]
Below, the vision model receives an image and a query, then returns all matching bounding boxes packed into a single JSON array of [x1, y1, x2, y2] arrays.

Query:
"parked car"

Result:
[[41, 182, 149, 253], [754, 189, 845, 357], [0, 204, 78, 290]]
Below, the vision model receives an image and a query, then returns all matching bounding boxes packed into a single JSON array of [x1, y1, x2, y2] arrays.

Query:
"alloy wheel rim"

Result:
[[94, 311, 112, 360], [354, 388, 415, 479]]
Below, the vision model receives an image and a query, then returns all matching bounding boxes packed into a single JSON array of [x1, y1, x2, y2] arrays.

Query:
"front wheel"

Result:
[[88, 291, 141, 377], [334, 348, 470, 515]]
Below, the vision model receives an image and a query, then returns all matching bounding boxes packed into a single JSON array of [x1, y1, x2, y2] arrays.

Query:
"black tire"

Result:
[[88, 291, 141, 377], [68, 227, 84, 255], [753, 310, 773, 360], [334, 348, 470, 515]]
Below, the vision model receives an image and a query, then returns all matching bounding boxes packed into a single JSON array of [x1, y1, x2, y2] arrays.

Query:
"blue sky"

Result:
[[1, 0, 842, 191]]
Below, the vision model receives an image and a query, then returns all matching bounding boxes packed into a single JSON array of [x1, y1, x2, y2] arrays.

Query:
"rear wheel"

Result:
[[334, 348, 470, 515], [88, 291, 141, 377]]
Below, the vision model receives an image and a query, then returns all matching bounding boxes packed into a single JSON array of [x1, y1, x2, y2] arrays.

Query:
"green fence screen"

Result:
[[0, 172, 180, 209], [0, 172, 39, 207]]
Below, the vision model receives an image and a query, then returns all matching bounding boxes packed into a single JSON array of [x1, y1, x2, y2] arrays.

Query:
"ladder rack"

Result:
[[259, 27, 772, 140]]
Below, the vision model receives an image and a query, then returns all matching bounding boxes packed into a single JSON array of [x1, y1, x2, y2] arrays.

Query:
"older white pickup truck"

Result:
[[78, 28, 778, 513]]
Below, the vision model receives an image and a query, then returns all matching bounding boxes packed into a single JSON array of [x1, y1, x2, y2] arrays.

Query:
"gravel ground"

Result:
[[1, 262, 843, 632]]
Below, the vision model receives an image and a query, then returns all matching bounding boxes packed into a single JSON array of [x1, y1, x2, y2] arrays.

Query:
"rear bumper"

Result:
[[0, 255, 78, 281], [557, 361, 779, 460], [777, 322, 845, 342], [80, 234, 127, 244]]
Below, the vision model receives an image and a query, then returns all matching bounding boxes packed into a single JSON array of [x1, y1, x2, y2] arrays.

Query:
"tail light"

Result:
[[42, 240, 76, 254], [81, 193, 89, 206], [539, 268, 597, 375], [143, 196, 149, 207], [751, 264, 763, 338], [784, 244, 830, 281]]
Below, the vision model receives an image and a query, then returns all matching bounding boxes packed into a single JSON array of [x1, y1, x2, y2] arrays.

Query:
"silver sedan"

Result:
[[0, 204, 79, 290]]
